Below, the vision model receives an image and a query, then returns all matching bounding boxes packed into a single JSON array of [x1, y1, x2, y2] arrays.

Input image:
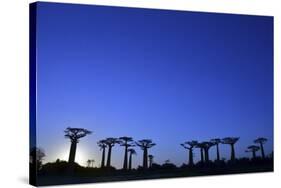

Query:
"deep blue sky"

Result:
[[36, 2, 273, 168]]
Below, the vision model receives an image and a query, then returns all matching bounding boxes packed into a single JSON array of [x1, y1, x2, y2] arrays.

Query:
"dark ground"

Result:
[[35, 158, 273, 186]]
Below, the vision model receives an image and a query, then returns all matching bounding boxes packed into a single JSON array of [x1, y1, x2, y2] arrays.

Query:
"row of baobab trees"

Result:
[[180, 137, 268, 166], [65, 127, 155, 170], [64, 127, 269, 170]]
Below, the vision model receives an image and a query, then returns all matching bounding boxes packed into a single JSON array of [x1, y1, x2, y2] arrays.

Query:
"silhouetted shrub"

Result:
[[161, 163, 177, 170]]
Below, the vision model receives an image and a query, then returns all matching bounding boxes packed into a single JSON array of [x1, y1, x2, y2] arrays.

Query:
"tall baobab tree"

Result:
[[64, 127, 91, 164], [211, 138, 221, 161], [119, 136, 134, 170], [246, 145, 260, 159], [180, 140, 198, 166], [254, 137, 267, 159], [222, 137, 239, 161], [136, 139, 156, 169], [87, 159, 91, 167], [148, 154, 154, 168], [91, 159, 95, 167], [97, 139, 107, 168], [128, 148, 136, 170], [195, 143, 205, 163], [201, 141, 214, 162], [104, 137, 120, 167], [86, 159, 94, 167]]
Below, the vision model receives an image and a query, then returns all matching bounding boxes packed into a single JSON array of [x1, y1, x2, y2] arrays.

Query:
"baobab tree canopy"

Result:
[[97, 140, 107, 149], [247, 145, 260, 151], [222, 137, 239, 145], [254, 137, 268, 144], [201, 141, 214, 148], [105, 138, 120, 146], [64, 127, 92, 143], [211, 138, 221, 144], [181, 140, 198, 149], [119, 137, 133, 145], [136, 139, 156, 149], [128, 148, 137, 155]]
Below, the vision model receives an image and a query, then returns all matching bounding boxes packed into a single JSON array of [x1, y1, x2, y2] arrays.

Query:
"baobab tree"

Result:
[[201, 141, 214, 162], [254, 137, 267, 159], [104, 137, 120, 167], [136, 139, 156, 169], [148, 154, 154, 168], [97, 139, 107, 168], [87, 159, 91, 167], [222, 137, 239, 161], [86, 159, 95, 167], [64, 127, 91, 164], [128, 148, 136, 170], [119, 136, 134, 170], [91, 159, 95, 167], [195, 143, 205, 163], [180, 140, 198, 166], [211, 138, 221, 161], [246, 145, 260, 159]]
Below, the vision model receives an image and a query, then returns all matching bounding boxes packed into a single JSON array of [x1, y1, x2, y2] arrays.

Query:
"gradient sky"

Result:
[[36, 2, 273, 169]]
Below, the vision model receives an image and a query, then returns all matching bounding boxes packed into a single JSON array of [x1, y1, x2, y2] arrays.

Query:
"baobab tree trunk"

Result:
[[216, 144, 220, 161], [200, 148, 204, 163], [204, 148, 209, 162], [252, 151, 256, 159], [101, 147, 105, 168], [149, 159, 152, 168], [260, 143, 265, 159], [106, 146, 112, 167], [128, 153, 132, 170], [68, 141, 77, 163], [123, 146, 128, 170], [143, 148, 148, 169], [230, 144, 235, 161], [189, 149, 194, 166]]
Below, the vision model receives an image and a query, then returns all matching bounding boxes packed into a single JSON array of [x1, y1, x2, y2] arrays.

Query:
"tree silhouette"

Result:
[[87, 159, 91, 167], [195, 143, 205, 163], [201, 141, 214, 162], [91, 159, 95, 167], [64, 127, 91, 164], [136, 139, 156, 169], [211, 138, 221, 161], [128, 148, 136, 170], [86, 159, 94, 167], [97, 139, 107, 168], [181, 140, 198, 166], [148, 154, 154, 168], [164, 159, 170, 164], [254, 137, 267, 159], [104, 138, 120, 167], [30, 147, 46, 171], [246, 145, 260, 159], [222, 137, 239, 161], [119, 136, 134, 170]]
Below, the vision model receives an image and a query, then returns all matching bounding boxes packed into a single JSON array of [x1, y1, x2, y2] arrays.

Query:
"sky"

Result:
[[35, 2, 273, 169]]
